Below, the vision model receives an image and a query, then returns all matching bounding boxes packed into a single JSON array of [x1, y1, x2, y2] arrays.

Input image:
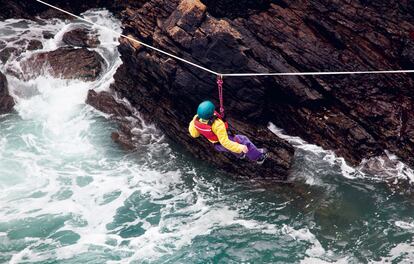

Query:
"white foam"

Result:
[[300, 257, 350, 264], [269, 123, 414, 186], [0, 137, 6, 153], [358, 151, 414, 184], [395, 220, 414, 230], [384, 151, 414, 183], [268, 123, 358, 181], [370, 242, 414, 263], [0, 10, 134, 262]]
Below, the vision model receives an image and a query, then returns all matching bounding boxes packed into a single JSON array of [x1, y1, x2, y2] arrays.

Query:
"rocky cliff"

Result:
[[109, 0, 414, 179], [2, 0, 414, 180]]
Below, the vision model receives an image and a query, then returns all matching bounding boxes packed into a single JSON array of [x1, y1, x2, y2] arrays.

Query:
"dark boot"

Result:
[[256, 152, 268, 165]]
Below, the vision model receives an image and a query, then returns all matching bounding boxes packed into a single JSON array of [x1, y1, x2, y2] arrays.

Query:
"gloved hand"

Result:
[[241, 145, 249, 153]]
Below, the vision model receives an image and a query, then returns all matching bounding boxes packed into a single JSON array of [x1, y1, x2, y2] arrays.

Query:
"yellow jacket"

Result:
[[188, 115, 244, 154]]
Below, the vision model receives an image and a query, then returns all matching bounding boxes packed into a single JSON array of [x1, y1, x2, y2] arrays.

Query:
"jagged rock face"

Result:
[[86, 90, 138, 150], [111, 0, 295, 179], [86, 89, 168, 154], [21, 47, 105, 81], [87, 90, 132, 117], [111, 0, 414, 172], [247, 0, 414, 166], [0, 72, 15, 114]]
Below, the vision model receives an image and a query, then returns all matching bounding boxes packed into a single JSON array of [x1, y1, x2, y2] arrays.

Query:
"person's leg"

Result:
[[233, 135, 264, 161], [214, 136, 244, 158]]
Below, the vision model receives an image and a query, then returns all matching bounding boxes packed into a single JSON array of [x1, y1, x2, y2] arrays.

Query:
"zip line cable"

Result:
[[222, 70, 414, 76], [36, 0, 414, 77]]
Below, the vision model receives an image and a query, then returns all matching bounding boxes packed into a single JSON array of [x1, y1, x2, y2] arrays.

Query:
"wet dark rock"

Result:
[[86, 89, 136, 150], [86, 90, 132, 117], [0, 72, 15, 114], [14, 39, 29, 47], [86, 89, 160, 152], [0, 47, 18, 64], [27, 39, 43, 51], [86, 90, 135, 150], [0, 39, 42, 64], [0, 1, 31, 19], [111, 131, 136, 150], [21, 47, 105, 81], [42, 31, 55, 39], [62, 28, 100, 48]]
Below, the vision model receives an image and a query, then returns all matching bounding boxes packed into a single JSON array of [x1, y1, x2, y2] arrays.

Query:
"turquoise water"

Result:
[[0, 10, 414, 264]]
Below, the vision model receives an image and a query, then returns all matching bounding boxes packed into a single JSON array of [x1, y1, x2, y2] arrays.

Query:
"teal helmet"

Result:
[[197, 100, 215, 120]]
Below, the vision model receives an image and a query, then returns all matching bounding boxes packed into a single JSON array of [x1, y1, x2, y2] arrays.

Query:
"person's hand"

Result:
[[241, 145, 249, 153]]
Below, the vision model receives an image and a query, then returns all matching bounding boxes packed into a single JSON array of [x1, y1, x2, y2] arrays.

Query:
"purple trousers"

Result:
[[214, 134, 263, 161]]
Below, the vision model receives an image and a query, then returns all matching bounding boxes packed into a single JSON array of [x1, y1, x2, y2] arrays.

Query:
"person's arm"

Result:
[[188, 116, 200, 138], [212, 119, 245, 154]]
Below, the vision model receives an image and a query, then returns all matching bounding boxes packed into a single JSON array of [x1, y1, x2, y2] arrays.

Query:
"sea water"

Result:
[[0, 10, 413, 264]]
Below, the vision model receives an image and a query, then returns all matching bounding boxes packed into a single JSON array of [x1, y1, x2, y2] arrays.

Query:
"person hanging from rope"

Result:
[[188, 100, 268, 165]]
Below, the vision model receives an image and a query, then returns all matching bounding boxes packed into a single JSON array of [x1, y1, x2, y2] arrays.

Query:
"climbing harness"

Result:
[[194, 112, 229, 142]]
